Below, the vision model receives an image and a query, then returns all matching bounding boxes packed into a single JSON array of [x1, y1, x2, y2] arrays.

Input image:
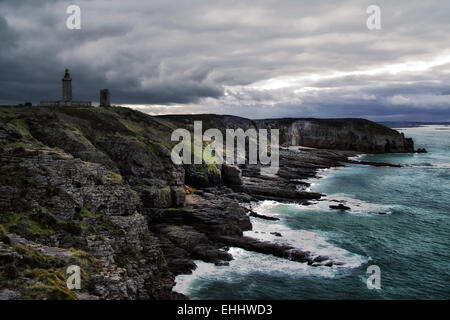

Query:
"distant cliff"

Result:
[[260, 118, 414, 153], [0, 106, 414, 300], [160, 115, 414, 153]]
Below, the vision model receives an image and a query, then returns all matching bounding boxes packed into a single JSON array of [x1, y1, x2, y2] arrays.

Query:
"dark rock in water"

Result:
[[247, 209, 280, 221], [415, 148, 427, 153], [377, 212, 387, 215], [330, 204, 351, 211], [218, 235, 319, 265], [214, 261, 230, 266], [270, 232, 282, 237], [313, 255, 329, 263], [347, 159, 401, 167]]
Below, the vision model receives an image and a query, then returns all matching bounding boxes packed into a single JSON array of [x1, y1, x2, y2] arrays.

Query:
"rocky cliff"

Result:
[[0, 106, 414, 300], [161, 115, 414, 153], [281, 118, 414, 153]]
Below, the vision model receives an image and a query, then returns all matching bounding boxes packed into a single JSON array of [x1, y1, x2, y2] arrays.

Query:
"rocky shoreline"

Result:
[[0, 106, 414, 300], [159, 147, 368, 282]]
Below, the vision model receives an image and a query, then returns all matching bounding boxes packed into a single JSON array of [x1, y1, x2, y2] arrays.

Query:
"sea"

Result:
[[174, 125, 450, 299]]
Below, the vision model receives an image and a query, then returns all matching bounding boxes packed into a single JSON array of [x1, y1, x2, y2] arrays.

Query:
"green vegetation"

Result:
[[79, 207, 121, 237], [0, 112, 17, 118], [23, 269, 77, 300], [80, 207, 101, 219], [193, 163, 221, 175], [67, 249, 104, 287], [2, 243, 101, 300], [2, 141, 27, 149], [1, 208, 82, 241], [3, 213, 53, 238], [119, 119, 145, 134], [106, 171, 124, 185], [14, 244, 63, 269], [0, 224, 9, 244], [12, 119, 29, 132], [115, 247, 144, 268]]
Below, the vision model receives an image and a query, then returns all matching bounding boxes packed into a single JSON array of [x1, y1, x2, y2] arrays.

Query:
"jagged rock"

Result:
[[0, 289, 18, 300], [221, 164, 243, 186], [347, 159, 402, 167], [270, 232, 282, 237], [330, 204, 351, 211], [218, 236, 320, 265], [248, 210, 280, 221], [184, 164, 222, 188], [313, 255, 329, 263]]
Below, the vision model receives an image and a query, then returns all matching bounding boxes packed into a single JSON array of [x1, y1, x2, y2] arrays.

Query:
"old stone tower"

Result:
[[100, 89, 110, 107], [40, 69, 92, 107], [62, 68, 72, 101]]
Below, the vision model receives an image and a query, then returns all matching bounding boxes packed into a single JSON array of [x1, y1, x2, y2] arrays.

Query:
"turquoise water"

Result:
[[174, 125, 450, 299]]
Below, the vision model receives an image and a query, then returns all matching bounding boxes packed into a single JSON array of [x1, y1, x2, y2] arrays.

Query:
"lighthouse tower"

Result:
[[62, 68, 72, 102], [39, 68, 92, 107]]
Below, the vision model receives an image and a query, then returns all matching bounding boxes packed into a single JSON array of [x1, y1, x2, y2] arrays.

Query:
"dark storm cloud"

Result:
[[0, 0, 449, 120]]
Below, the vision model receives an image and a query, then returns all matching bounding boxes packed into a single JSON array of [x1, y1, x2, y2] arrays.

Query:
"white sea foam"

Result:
[[245, 218, 368, 269], [405, 163, 450, 169], [175, 165, 378, 296], [174, 243, 368, 296], [348, 154, 366, 161], [303, 167, 340, 191], [305, 194, 394, 215], [174, 199, 370, 296]]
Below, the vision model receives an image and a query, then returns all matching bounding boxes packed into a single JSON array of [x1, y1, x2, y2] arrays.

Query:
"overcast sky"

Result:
[[1, 0, 450, 121]]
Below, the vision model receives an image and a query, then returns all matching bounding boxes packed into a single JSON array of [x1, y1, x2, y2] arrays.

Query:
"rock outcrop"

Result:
[[282, 118, 414, 153], [221, 164, 243, 186]]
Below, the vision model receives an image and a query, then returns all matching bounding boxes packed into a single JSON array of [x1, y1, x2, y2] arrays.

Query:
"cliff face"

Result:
[[0, 107, 414, 300], [285, 118, 414, 153], [160, 115, 414, 153], [0, 107, 182, 299]]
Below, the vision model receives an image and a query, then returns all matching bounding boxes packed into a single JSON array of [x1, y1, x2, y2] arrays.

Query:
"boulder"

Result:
[[329, 204, 351, 211], [221, 164, 244, 186]]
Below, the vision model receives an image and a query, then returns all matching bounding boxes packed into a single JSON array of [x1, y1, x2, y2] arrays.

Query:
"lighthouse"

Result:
[[40, 69, 92, 107], [62, 68, 72, 102]]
